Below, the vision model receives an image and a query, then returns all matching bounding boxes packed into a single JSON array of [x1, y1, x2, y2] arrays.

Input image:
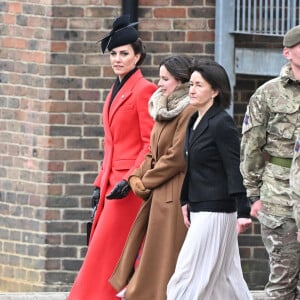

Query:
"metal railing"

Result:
[[234, 0, 300, 35]]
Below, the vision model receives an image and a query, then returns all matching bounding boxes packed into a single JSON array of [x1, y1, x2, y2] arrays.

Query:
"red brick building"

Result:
[[1, 0, 287, 292]]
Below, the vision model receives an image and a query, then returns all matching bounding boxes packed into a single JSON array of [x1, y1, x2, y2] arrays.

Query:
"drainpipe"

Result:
[[122, 0, 139, 26], [215, 0, 235, 116]]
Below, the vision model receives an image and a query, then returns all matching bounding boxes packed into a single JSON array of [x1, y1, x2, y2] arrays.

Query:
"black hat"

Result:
[[100, 15, 139, 53]]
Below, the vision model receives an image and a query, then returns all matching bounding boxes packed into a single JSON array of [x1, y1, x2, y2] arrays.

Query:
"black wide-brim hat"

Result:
[[100, 15, 139, 53]]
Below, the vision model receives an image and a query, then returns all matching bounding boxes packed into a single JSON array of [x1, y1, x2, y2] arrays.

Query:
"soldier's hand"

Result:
[[250, 200, 262, 218], [297, 232, 300, 243]]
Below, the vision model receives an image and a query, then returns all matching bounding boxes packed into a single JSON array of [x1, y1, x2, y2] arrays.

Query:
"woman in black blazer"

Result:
[[167, 60, 253, 300]]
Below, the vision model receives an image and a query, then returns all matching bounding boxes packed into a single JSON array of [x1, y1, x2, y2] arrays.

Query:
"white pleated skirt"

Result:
[[167, 211, 253, 300]]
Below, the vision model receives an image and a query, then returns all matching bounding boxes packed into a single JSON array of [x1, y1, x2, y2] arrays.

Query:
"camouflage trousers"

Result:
[[261, 216, 300, 300]]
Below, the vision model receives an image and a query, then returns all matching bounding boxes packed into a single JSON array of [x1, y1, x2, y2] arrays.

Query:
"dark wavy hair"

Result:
[[189, 59, 232, 109], [159, 55, 193, 83], [130, 38, 147, 66]]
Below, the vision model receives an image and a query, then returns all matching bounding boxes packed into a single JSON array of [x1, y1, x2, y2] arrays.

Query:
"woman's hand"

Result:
[[181, 204, 190, 228], [106, 180, 130, 199], [237, 218, 252, 234], [128, 176, 151, 200]]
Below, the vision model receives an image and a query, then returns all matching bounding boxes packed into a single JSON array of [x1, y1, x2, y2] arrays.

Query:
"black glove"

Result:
[[106, 179, 131, 199], [87, 187, 100, 246], [91, 187, 100, 220], [91, 187, 100, 207]]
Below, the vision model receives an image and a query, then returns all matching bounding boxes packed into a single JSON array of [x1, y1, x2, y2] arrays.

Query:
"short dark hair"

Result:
[[159, 55, 193, 83], [190, 59, 232, 109], [131, 38, 146, 66]]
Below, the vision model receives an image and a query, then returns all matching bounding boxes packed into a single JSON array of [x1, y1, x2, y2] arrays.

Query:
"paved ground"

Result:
[[0, 293, 68, 299], [0, 291, 271, 299]]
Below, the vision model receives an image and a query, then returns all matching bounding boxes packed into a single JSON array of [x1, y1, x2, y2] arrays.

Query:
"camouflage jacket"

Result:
[[240, 63, 300, 201]]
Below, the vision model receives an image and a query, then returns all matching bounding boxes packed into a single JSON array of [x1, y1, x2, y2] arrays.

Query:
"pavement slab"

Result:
[[0, 291, 272, 299]]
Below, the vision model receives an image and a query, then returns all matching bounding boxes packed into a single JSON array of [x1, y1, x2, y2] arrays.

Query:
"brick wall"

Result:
[[0, 0, 269, 292]]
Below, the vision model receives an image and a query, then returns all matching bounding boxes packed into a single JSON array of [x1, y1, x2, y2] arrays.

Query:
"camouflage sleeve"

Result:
[[240, 89, 269, 197]]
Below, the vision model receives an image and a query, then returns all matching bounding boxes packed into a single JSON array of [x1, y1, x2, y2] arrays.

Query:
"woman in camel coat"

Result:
[[109, 55, 196, 300]]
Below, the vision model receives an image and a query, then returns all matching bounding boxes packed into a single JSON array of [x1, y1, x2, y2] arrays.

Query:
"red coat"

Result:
[[68, 69, 156, 300]]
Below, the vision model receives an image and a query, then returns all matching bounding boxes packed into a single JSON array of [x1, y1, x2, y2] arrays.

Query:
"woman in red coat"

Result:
[[109, 55, 196, 300], [68, 15, 157, 300]]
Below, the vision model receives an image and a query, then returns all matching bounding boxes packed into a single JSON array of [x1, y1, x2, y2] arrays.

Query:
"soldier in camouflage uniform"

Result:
[[240, 25, 300, 300]]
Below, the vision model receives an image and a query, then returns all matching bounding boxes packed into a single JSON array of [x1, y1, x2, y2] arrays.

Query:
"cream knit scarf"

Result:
[[148, 83, 190, 121]]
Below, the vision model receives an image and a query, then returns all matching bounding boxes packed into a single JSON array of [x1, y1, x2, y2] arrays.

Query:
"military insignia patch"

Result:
[[242, 110, 253, 134], [243, 114, 250, 125]]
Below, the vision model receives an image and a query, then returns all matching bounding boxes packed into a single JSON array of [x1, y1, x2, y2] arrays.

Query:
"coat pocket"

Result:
[[267, 100, 299, 139], [257, 211, 285, 229], [113, 159, 135, 170], [110, 159, 135, 184]]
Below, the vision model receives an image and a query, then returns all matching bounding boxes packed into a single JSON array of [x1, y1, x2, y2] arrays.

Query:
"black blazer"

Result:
[[181, 103, 250, 217]]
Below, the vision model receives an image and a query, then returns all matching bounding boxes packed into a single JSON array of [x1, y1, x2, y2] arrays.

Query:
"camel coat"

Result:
[[110, 104, 197, 300], [68, 69, 156, 300]]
